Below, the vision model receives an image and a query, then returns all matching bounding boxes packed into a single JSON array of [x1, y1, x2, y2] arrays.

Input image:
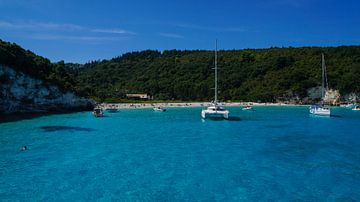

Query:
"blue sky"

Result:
[[1, 0, 359, 63]]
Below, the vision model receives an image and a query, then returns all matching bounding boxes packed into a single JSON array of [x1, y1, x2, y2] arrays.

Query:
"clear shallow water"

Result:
[[0, 107, 360, 201]]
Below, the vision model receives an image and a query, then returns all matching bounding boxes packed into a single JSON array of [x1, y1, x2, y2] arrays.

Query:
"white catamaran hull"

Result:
[[201, 40, 230, 120], [201, 109, 229, 119]]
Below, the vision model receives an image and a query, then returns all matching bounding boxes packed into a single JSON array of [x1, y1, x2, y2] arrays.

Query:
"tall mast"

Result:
[[321, 53, 329, 98], [321, 53, 325, 98], [214, 39, 218, 104]]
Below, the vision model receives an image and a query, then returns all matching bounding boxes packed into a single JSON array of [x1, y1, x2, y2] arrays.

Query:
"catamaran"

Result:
[[309, 53, 331, 116], [201, 40, 229, 119]]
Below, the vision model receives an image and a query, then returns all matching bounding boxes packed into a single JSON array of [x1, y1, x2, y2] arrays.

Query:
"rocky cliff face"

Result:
[[307, 87, 358, 105], [0, 65, 93, 114], [324, 89, 341, 105]]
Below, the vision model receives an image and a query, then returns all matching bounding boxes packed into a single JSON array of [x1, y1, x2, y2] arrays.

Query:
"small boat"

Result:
[[201, 40, 230, 120], [242, 105, 253, 110], [352, 105, 360, 111], [153, 106, 166, 112], [340, 103, 355, 108], [309, 53, 331, 116], [93, 107, 104, 117]]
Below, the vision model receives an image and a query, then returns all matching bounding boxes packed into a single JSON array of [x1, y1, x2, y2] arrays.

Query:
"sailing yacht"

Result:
[[201, 40, 229, 119], [309, 53, 331, 116]]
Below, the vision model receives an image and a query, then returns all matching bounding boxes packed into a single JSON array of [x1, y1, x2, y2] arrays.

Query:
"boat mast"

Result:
[[321, 53, 329, 99], [321, 53, 325, 99], [214, 39, 218, 104]]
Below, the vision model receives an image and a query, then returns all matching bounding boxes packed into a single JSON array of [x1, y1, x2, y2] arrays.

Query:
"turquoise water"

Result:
[[1, 107, 360, 201]]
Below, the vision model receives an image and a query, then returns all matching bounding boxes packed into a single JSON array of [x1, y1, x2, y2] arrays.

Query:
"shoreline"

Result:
[[2, 103, 351, 123], [99, 102, 307, 110]]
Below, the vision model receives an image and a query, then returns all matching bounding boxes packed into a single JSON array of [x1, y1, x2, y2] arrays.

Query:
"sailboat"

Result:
[[309, 53, 331, 116], [201, 40, 229, 119]]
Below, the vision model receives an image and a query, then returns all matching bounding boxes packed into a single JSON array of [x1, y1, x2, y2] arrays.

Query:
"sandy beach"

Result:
[[98, 102, 303, 110]]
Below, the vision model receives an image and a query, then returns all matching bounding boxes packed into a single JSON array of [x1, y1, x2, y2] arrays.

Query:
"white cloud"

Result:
[[0, 20, 136, 43], [0, 20, 83, 31], [28, 34, 127, 41], [0, 20, 135, 35]]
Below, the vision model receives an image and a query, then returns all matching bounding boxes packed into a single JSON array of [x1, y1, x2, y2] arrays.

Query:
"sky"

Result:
[[0, 0, 359, 63]]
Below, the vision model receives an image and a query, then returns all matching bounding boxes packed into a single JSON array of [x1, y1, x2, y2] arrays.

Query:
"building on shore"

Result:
[[126, 93, 152, 100]]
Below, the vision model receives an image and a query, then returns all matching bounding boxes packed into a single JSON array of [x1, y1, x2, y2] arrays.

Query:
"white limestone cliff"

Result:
[[0, 65, 93, 114]]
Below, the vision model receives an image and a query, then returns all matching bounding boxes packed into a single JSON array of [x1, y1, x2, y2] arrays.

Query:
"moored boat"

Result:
[[340, 103, 355, 108], [93, 107, 104, 117], [352, 105, 360, 111], [309, 53, 331, 116], [201, 104, 229, 119], [153, 106, 166, 112], [242, 105, 253, 111], [310, 105, 330, 116], [201, 40, 230, 120]]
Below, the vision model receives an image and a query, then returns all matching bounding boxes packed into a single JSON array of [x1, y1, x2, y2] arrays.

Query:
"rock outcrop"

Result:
[[307, 87, 343, 105], [0, 65, 94, 114], [324, 89, 341, 105]]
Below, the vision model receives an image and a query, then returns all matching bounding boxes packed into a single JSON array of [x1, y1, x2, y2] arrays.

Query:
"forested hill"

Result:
[[1, 39, 359, 103], [0, 39, 92, 114], [73, 46, 360, 102], [0, 39, 75, 92]]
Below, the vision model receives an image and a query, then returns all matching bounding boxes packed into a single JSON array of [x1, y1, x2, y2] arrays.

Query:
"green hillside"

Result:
[[73, 47, 360, 102], [0, 39, 75, 92], [1, 39, 359, 103]]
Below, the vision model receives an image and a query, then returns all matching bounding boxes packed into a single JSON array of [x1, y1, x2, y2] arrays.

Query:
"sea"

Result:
[[0, 106, 359, 201]]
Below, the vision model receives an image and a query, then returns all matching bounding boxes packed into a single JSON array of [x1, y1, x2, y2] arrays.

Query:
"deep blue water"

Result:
[[0, 106, 360, 201]]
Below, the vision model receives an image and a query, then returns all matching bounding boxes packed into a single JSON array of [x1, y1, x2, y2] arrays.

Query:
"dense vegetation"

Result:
[[74, 47, 360, 102], [0, 39, 75, 92], [1, 39, 360, 102]]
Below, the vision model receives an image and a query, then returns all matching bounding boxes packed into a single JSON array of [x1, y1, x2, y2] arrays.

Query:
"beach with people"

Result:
[[97, 102, 300, 110]]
